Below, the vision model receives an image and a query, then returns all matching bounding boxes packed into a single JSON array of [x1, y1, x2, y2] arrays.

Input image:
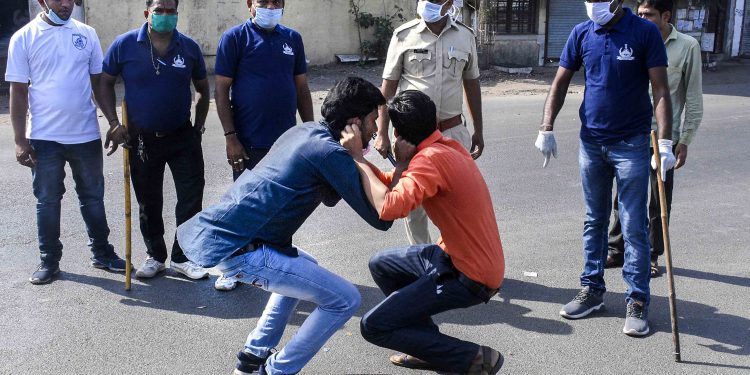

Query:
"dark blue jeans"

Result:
[[30, 139, 115, 266], [579, 133, 651, 305], [360, 245, 483, 373]]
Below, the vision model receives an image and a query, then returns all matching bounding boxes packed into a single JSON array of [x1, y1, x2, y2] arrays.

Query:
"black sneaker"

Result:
[[29, 263, 60, 285], [559, 286, 605, 319], [233, 350, 270, 375], [623, 301, 650, 336], [91, 255, 129, 272]]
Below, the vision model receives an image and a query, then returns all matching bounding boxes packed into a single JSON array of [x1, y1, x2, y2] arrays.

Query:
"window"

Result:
[[484, 0, 538, 35]]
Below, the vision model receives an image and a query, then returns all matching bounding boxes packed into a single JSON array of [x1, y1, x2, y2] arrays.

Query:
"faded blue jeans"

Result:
[[217, 245, 361, 375], [579, 133, 651, 305], [30, 139, 116, 266]]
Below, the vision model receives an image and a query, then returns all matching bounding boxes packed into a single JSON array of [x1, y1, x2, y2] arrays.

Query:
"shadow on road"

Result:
[[61, 271, 748, 366]]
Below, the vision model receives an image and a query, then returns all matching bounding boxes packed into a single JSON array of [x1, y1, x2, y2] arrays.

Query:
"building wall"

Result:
[[30, 0, 417, 68], [488, 0, 547, 67]]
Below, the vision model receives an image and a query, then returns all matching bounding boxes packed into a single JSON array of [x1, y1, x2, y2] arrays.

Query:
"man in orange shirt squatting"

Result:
[[340, 90, 504, 375]]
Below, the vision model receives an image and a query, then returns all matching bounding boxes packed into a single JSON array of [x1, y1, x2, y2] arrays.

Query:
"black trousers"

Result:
[[129, 125, 205, 264], [232, 147, 270, 181], [608, 150, 674, 260]]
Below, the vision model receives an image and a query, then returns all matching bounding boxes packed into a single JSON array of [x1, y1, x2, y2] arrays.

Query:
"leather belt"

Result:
[[130, 122, 192, 138], [457, 273, 499, 303], [437, 115, 463, 132]]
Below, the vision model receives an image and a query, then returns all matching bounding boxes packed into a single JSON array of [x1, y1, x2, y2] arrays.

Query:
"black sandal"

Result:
[[466, 346, 504, 375]]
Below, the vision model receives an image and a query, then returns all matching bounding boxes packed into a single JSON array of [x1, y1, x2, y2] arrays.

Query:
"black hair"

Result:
[[387, 90, 437, 145], [146, 0, 179, 9], [636, 0, 673, 16], [321, 77, 386, 139]]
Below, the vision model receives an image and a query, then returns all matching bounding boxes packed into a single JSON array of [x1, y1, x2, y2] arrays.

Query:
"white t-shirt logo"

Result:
[[617, 44, 635, 61], [72, 34, 87, 50], [172, 54, 186, 68], [282, 43, 294, 56]]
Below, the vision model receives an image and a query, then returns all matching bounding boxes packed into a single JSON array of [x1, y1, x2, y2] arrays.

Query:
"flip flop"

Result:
[[389, 353, 437, 370]]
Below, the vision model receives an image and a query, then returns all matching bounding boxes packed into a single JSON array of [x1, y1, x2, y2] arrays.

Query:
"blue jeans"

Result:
[[217, 245, 361, 375], [360, 245, 484, 373], [30, 139, 115, 266], [579, 133, 651, 305]]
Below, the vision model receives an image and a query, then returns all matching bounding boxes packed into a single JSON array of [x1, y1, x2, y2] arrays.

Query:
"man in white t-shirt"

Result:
[[6, 0, 129, 285]]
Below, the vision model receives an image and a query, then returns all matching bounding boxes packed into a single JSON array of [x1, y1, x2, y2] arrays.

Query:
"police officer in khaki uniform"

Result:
[[375, 0, 484, 245]]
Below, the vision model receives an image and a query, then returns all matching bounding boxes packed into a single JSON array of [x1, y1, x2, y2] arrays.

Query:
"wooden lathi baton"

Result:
[[122, 101, 132, 291], [651, 130, 681, 362]]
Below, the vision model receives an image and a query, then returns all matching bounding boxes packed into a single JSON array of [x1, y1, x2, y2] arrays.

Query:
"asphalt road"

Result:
[[0, 73, 748, 375]]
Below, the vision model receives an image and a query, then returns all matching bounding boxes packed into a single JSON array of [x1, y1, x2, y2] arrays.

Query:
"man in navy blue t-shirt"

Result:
[[534, 0, 676, 337], [99, 0, 211, 281], [213, 0, 313, 291]]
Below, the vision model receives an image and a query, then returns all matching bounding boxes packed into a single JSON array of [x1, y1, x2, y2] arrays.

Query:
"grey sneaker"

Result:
[[560, 286, 605, 319], [215, 274, 238, 291], [135, 257, 166, 278], [623, 301, 650, 336], [171, 260, 209, 280]]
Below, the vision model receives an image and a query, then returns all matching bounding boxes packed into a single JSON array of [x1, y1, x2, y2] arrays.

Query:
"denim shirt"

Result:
[[176, 122, 393, 267]]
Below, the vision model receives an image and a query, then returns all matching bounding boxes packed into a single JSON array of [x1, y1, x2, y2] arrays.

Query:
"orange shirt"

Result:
[[375, 131, 505, 289]]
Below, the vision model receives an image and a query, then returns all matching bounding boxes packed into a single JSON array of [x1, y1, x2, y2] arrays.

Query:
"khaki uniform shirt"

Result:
[[383, 18, 480, 121], [652, 26, 703, 145]]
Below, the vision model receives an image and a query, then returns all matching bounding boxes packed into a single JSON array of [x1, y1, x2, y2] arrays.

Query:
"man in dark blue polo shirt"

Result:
[[99, 0, 211, 281], [534, 0, 676, 337], [213, 0, 313, 290]]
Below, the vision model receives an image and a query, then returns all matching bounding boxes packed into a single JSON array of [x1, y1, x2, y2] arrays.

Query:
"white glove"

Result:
[[651, 139, 676, 182], [535, 131, 557, 168]]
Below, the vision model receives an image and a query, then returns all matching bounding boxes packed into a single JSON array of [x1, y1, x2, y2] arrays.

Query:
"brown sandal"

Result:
[[389, 353, 437, 370], [466, 346, 504, 375]]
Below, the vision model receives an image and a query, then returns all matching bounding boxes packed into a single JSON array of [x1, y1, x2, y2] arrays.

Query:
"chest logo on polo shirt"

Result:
[[282, 43, 294, 56], [72, 34, 87, 50], [172, 54, 186, 68], [617, 44, 635, 61]]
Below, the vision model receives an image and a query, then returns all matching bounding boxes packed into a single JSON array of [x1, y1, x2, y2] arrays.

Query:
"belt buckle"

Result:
[[154, 131, 167, 138]]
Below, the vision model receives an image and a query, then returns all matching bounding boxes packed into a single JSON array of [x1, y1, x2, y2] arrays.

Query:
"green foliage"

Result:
[[349, 0, 405, 64]]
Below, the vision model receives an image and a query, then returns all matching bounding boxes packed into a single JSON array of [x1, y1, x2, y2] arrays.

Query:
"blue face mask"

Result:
[[44, 0, 70, 25], [417, 0, 447, 24], [254, 8, 283, 29]]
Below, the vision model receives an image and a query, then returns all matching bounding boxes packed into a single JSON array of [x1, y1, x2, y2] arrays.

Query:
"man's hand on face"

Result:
[[340, 124, 364, 161], [374, 133, 392, 159], [104, 122, 130, 156], [674, 143, 688, 169], [15, 139, 36, 168], [393, 136, 416, 167]]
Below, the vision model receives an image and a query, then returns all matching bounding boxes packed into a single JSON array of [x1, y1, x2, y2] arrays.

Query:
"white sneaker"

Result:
[[171, 260, 209, 280], [135, 257, 166, 278], [214, 274, 238, 291]]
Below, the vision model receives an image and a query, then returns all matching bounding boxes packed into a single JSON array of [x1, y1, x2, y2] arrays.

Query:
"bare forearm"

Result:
[[296, 84, 314, 122], [98, 79, 119, 124], [388, 164, 408, 190], [215, 92, 235, 134], [377, 80, 398, 136], [194, 92, 209, 128], [9, 84, 29, 142], [352, 158, 388, 213], [542, 84, 568, 129], [463, 79, 483, 134], [653, 89, 673, 140]]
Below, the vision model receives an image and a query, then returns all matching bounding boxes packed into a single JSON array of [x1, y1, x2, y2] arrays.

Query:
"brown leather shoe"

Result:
[[650, 258, 661, 277], [389, 353, 437, 370]]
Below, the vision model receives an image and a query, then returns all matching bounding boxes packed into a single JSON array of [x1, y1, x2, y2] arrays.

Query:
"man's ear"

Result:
[[663, 10, 672, 24], [346, 117, 362, 127]]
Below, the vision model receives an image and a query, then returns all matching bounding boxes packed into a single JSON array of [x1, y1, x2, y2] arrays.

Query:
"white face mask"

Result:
[[417, 1, 447, 24], [254, 7, 283, 29], [585, 1, 619, 25]]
